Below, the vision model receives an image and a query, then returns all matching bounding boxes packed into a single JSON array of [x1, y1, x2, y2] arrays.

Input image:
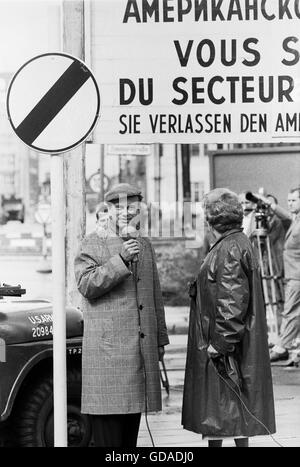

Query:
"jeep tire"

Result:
[[13, 366, 92, 447]]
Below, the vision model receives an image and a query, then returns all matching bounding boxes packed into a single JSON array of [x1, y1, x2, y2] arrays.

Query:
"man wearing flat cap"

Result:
[[74, 183, 169, 447]]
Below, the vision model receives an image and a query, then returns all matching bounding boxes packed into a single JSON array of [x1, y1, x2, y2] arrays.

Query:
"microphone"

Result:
[[121, 225, 140, 263]]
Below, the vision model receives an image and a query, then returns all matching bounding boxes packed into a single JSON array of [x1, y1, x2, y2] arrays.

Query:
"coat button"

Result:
[[140, 332, 145, 338], [139, 304, 143, 310]]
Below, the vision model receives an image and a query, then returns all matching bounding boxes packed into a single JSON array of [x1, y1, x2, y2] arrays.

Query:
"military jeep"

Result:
[[0, 285, 92, 447]]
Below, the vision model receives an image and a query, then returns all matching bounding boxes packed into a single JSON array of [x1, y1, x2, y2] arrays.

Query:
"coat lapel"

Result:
[[136, 237, 146, 275], [285, 223, 294, 240]]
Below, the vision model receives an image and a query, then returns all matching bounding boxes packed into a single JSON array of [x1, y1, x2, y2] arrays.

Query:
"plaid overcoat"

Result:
[[74, 231, 169, 415]]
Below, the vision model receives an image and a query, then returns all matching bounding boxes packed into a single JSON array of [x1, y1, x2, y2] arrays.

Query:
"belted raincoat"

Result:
[[182, 229, 276, 437]]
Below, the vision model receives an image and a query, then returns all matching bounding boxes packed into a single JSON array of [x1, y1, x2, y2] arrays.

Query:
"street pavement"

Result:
[[1, 255, 300, 447], [139, 334, 300, 448]]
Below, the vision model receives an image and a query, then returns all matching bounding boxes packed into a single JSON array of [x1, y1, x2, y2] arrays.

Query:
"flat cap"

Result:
[[104, 183, 143, 203]]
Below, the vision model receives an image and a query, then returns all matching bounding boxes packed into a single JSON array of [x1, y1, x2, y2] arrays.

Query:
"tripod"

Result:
[[250, 220, 284, 345]]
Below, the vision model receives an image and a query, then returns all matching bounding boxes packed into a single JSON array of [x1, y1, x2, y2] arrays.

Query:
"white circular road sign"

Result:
[[88, 172, 110, 193], [6, 52, 100, 154]]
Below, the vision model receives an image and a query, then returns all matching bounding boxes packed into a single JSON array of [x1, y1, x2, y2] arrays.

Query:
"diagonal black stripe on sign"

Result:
[[16, 60, 91, 146]]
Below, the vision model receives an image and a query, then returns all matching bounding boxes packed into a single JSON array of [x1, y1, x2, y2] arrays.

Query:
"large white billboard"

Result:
[[92, 0, 300, 143]]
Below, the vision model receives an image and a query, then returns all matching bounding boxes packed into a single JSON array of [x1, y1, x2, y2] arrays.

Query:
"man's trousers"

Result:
[[278, 280, 300, 349], [91, 413, 142, 447]]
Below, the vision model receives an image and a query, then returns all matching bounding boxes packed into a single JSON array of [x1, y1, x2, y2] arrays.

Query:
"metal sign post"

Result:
[[6, 52, 100, 447], [35, 202, 52, 273], [51, 154, 67, 446]]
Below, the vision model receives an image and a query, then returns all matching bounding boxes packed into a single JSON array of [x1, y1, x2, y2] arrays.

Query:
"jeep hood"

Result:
[[0, 300, 83, 344]]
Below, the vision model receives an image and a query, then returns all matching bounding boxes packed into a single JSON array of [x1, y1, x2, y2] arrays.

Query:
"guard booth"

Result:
[[209, 145, 300, 205]]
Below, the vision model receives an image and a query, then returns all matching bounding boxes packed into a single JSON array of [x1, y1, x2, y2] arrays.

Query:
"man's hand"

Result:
[[158, 346, 165, 362], [120, 239, 140, 262], [207, 344, 221, 359]]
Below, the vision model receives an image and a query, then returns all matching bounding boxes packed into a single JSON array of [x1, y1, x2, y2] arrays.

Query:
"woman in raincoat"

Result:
[[182, 188, 276, 447]]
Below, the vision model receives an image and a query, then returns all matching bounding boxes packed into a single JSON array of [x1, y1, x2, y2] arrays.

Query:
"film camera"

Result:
[[245, 192, 270, 231]]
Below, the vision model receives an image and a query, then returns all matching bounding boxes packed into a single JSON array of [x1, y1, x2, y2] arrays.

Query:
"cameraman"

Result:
[[265, 194, 287, 284], [256, 188, 300, 362]]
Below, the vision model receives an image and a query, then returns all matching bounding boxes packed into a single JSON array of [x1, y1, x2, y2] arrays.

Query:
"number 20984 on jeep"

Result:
[[0, 284, 92, 447]]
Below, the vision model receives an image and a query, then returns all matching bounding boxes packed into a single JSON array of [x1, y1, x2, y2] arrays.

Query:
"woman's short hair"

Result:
[[204, 188, 243, 233]]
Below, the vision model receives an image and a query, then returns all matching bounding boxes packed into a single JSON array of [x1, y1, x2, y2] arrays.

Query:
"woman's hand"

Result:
[[207, 344, 221, 359]]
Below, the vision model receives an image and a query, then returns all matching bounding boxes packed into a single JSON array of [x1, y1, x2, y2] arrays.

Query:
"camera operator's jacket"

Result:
[[182, 229, 276, 437], [74, 231, 169, 415]]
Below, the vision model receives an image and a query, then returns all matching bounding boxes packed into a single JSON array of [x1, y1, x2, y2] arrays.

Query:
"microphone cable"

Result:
[[210, 357, 284, 448]]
